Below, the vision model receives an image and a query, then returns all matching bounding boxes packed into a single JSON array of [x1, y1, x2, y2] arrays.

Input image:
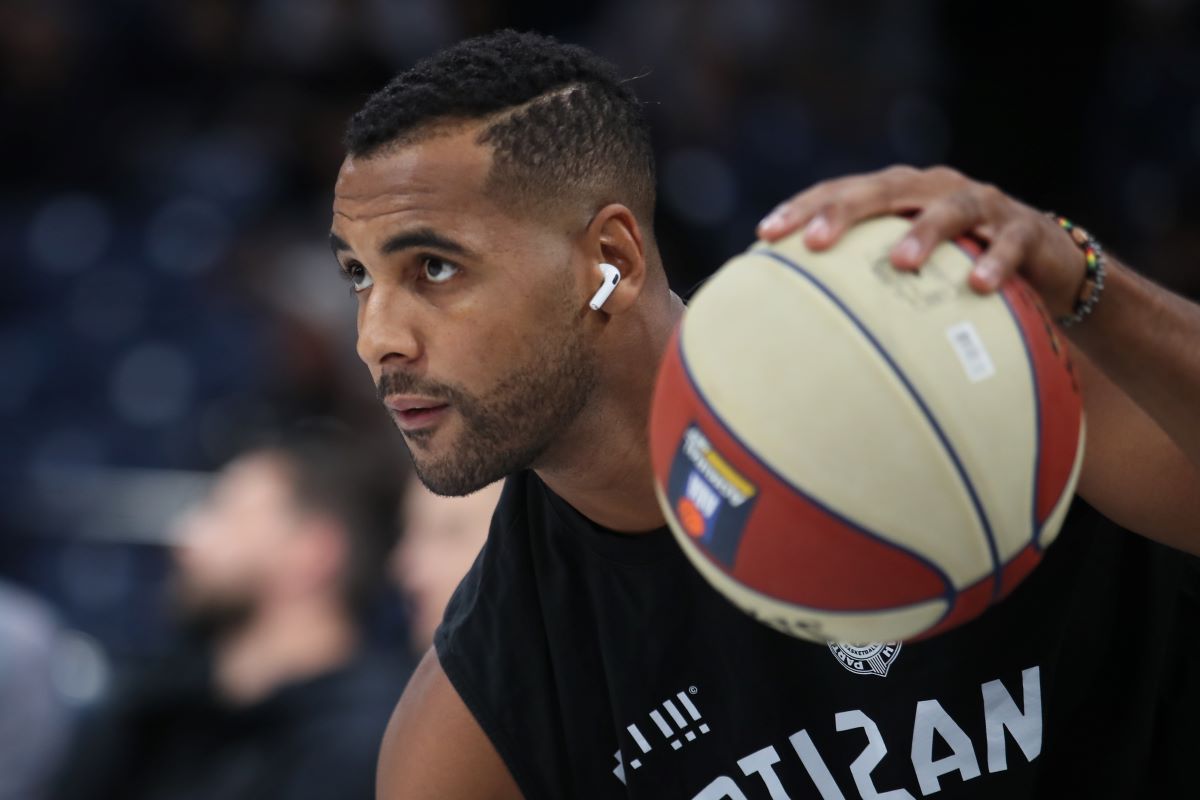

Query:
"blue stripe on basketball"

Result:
[[996, 289, 1044, 551], [675, 333, 957, 618], [760, 250, 1004, 602]]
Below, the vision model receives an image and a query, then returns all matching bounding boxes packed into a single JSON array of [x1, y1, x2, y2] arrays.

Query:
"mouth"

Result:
[[384, 395, 451, 433]]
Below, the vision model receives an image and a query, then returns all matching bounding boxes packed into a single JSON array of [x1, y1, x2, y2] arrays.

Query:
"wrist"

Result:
[[1046, 214, 1107, 328]]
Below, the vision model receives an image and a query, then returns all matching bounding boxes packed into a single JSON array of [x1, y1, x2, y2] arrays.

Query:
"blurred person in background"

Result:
[[0, 580, 72, 800], [52, 428, 411, 800], [391, 476, 502, 655]]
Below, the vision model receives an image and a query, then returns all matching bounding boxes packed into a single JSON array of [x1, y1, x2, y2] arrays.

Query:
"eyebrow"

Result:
[[328, 229, 472, 259], [330, 233, 351, 255], [381, 228, 471, 258]]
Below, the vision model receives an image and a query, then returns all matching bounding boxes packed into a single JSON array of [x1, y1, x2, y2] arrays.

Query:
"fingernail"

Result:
[[758, 208, 789, 233], [974, 258, 1001, 289], [894, 236, 921, 264], [804, 214, 830, 242]]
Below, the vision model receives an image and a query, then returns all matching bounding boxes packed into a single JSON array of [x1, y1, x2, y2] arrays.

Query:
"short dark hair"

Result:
[[344, 30, 656, 224], [248, 423, 405, 617]]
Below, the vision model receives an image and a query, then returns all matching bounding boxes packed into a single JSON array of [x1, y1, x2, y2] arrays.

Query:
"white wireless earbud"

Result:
[[588, 263, 622, 311]]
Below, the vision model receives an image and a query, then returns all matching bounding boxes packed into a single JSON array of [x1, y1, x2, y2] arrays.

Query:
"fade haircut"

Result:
[[344, 30, 656, 225]]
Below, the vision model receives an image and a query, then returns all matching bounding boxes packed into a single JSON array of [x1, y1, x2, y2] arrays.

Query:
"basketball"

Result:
[[649, 215, 1086, 644]]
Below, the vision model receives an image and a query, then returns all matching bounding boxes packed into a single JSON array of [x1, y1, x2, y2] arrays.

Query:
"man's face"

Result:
[[171, 454, 300, 634], [392, 477, 502, 652], [331, 128, 598, 495]]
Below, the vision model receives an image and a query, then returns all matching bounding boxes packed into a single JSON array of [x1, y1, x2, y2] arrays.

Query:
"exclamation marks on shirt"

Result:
[[649, 708, 676, 747], [673, 690, 711, 738], [625, 688, 712, 773], [625, 723, 652, 769]]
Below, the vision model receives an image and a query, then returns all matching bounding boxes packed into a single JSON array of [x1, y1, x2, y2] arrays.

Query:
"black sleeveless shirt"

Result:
[[435, 471, 1193, 799]]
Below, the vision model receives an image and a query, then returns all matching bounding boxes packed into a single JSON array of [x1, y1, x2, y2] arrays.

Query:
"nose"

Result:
[[356, 285, 422, 369]]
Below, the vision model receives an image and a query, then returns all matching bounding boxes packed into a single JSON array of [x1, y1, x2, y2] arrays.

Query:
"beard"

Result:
[[377, 318, 598, 497]]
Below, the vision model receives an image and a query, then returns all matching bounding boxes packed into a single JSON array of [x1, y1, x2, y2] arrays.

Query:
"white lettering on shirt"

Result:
[[911, 699, 981, 795], [982, 665, 1042, 772], [835, 710, 916, 800]]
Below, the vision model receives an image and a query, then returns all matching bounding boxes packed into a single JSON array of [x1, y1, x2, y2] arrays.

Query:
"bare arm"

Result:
[[377, 648, 523, 800], [1072, 320, 1200, 552], [758, 165, 1200, 552], [1071, 259, 1200, 470]]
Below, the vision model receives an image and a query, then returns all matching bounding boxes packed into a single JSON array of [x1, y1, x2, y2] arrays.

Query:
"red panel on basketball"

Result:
[[911, 576, 993, 642], [998, 542, 1043, 600], [1001, 281, 1084, 533]]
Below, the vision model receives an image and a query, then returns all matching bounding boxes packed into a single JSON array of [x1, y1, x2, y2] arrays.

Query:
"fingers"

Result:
[[892, 187, 1035, 293], [756, 165, 955, 249], [888, 187, 991, 271], [801, 167, 915, 250], [968, 219, 1038, 293], [755, 164, 1058, 299], [755, 182, 838, 245]]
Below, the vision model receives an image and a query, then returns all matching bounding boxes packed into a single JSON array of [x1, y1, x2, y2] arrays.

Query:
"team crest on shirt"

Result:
[[828, 641, 902, 677], [666, 426, 758, 567]]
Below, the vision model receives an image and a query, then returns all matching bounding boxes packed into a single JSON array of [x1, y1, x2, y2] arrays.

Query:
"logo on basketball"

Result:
[[665, 426, 758, 566], [871, 251, 965, 310], [676, 497, 706, 538], [828, 641, 902, 677]]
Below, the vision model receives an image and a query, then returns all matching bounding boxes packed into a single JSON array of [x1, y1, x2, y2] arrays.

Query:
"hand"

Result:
[[756, 165, 1088, 318]]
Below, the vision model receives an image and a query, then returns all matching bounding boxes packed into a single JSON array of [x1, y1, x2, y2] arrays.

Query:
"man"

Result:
[[330, 31, 1200, 799], [391, 475, 501, 654], [54, 431, 410, 800]]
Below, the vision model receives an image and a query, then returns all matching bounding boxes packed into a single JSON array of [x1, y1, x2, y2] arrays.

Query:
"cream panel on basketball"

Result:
[[766, 218, 1040, 563], [658, 486, 948, 643], [682, 250, 994, 590]]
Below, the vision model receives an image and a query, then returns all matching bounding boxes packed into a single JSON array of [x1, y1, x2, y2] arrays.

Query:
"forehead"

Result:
[[213, 454, 291, 504], [333, 126, 498, 226]]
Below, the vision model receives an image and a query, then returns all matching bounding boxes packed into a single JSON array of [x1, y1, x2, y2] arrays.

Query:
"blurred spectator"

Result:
[[391, 477, 502, 655], [0, 581, 71, 800], [51, 428, 411, 800]]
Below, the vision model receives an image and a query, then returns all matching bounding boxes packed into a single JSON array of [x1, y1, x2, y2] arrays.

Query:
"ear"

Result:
[[581, 203, 647, 315]]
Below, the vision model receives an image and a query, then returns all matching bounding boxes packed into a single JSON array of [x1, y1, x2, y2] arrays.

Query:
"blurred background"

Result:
[[1, 0, 1198, 796]]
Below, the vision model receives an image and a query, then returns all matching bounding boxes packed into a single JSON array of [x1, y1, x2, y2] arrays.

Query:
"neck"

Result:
[[537, 287, 685, 532], [212, 596, 358, 706]]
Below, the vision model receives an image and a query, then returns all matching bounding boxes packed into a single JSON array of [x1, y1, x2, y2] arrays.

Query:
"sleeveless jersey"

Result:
[[435, 471, 1192, 799]]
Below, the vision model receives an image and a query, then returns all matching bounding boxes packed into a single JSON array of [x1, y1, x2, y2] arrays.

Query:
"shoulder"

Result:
[[377, 648, 524, 800], [428, 471, 578, 798]]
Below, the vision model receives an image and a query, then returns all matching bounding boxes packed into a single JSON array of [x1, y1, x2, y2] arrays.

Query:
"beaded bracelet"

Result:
[[1048, 214, 1107, 328]]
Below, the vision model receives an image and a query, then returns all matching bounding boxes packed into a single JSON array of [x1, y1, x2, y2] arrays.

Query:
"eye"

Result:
[[343, 261, 373, 293], [422, 257, 460, 285]]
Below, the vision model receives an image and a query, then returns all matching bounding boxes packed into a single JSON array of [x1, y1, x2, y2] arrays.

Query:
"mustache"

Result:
[[376, 371, 466, 405]]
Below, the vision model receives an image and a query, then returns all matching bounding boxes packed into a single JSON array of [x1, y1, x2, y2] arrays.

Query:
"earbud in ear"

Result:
[[588, 263, 622, 311]]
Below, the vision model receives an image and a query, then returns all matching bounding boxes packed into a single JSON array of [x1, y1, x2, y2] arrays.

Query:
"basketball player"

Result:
[[330, 31, 1200, 799]]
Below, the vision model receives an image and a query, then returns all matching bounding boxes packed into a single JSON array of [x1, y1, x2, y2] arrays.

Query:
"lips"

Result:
[[384, 395, 450, 433]]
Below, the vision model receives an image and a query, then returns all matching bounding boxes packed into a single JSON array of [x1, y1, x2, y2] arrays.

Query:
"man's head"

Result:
[[171, 431, 403, 638], [343, 29, 656, 231], [391, 476, 503, 653], [332, 31, 664, 497]]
